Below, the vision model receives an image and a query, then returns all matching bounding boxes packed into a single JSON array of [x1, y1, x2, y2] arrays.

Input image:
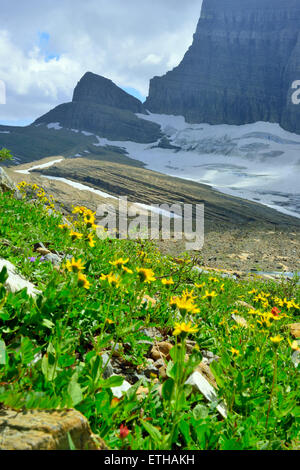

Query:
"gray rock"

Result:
[[43, 253, 62, 266], [0, 408, 104, 450], [141, 327, 163, 340], [201, 350, 220, 365], [0, 167, 16, 193], [153, 358, 166, 369], [13, 189, 23, 200], [101, 353, 114, 379], [0, 258, 41, 297], [142, 358, 159, 378], [110, 377, 132, 398], [291, 350, 300, 368], [186, 371, 227, 419]]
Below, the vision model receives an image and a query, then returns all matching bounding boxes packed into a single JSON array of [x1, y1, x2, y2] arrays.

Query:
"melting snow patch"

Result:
[[47, 122, 62, 130], [15, 159, 64, 175]]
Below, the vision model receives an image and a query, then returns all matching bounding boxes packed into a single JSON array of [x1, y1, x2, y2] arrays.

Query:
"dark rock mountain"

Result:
[[34, 73, 161, 143], [34, 101, 160, 143], [145, 0, 300, 134], [73, 72, 145, 114]]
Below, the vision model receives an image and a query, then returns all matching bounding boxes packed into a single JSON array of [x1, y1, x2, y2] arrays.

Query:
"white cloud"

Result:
[[142, 54, 163, 65], [0, 0, 203, 123]]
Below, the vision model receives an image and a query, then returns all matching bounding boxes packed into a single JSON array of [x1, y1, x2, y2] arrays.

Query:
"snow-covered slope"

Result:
[[36, 113, 300, 219], [93, 113, 300, 219]]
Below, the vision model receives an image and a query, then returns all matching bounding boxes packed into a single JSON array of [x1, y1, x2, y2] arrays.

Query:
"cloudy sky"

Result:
[[0, 0, 203, 126]]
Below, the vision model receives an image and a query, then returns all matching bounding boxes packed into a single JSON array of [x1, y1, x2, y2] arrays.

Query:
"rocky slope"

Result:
[[145, 0, 300, 134]]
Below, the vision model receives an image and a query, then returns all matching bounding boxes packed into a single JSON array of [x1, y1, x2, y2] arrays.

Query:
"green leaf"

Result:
[[161, 378, 175, 401], [41, 343, 57, 381], [141, 420, 162, 444], [210, 360, 224, 388], [179, 419, 191, 445], [42, 318, 55, 329], [68, 380, 83, 406], [103, 375, 124, 388], [0, 267, 8, 285], [193, 404, 209, 420], [220, 438, 243, 450], [67, 432, 76, 450], [166, 361, 177, 380]]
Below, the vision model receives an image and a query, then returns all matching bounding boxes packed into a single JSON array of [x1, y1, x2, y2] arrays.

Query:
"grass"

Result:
[[0, 182, 299, 450]]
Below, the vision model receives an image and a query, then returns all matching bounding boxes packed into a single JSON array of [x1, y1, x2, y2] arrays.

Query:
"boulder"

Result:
[[288, 323, 300, 339], [186, 372, 227, 419], [0, 167, 15, 193], [0, 258, 41, 297], [0, 407, 106, 450]]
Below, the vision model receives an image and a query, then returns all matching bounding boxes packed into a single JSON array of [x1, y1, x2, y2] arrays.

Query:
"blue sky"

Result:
[[0, 0, 202, 126]]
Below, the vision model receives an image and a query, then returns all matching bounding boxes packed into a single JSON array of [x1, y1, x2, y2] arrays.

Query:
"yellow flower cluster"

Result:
[[58, 206, 98, 247], [100, 272, 121, 288], [17, 181, 58, 213], [249, 289, 299, 312], [63, 257, 90, 289], [170, 290, 200, 316]]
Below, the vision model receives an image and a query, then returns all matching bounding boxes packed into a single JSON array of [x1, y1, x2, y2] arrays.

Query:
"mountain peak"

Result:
[[72, 72, 145, 114]]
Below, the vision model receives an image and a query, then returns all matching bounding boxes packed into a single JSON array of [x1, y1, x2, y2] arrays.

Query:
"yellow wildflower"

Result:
[[69, 230, 83, 241], [202, 290, 218, 301], [136, 268, 156, 283], [248, 289, 258, 295], [86, 233, 95, 248], [195, 282, 205, 289], [65, 258, 85, 273], [109, 258, 129, 269], [77, 272, 90, 290], [175, 297, 200, 315], [122, 266, 133, 274], [173, 321, 198, 336], [230, 347, 240, 357], [270, 335, 284, 345], [101, 272, 121, 288]]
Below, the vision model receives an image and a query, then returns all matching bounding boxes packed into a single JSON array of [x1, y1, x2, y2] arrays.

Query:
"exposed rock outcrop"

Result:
[[0, 408, 106, 450], [0, 258, 41, 297], [0, 167, 15, 193], [145, 0, 300, 134]]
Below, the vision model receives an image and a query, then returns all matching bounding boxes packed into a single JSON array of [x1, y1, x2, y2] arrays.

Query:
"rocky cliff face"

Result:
[[145, 0, 300, 134]]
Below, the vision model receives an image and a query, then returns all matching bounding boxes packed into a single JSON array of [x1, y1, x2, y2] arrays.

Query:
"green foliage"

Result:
[[0, 190, 299, 450], [0, 148, 13, 162]]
